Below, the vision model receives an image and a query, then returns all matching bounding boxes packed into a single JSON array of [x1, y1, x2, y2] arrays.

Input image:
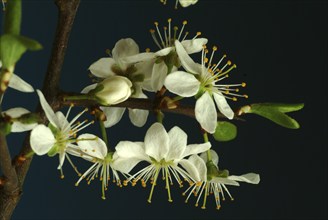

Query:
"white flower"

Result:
[[84, 38, 149, 127], [112, 122, 211, 202], [0, 60, 34, 93], [2, 107, 37, 132], [165, 40, 248, 133], [160, 0, 198, 8], [30, 90, 93, 178], [123, 19, 207, 92], [73, 134, 126, 200], [180, 150, 260, 210]]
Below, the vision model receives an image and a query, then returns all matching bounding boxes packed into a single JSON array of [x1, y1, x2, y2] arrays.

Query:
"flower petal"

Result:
[[30, 125, 55, 155], [151, 62, 167, 91], [166, 126, 187, 161], [57, 152, 66, 169], [212, 177, 240, 186], [129, 108, 149, 127], [36, 90, 60, 128], [144, 123, 169, 161], [77, 133, 107, 159], [115, 141, 148, 161], [181, 142, 211, 159], [195, 92, 217, 133], [8, 74, 34, 93], [4, 107, 37, 132], [179, 154, 207, 181], [229, 173, 260, 184], [213, 92, 234, 120], [111, 157, 143, 174], [181, 38, 208, 54], [55, 111, 70, 132], [155, 47, 174, 57], [89, 58, 116, 78], [200, 149, 219, 167], [112, 38, 139, 60], [122, 52, 156, 63], [101, 106, 126, 128], [179, 0, 198, 7], [164, 71, 200, 97], [175, 40, 201, 74], [81, 83, 97, 94]]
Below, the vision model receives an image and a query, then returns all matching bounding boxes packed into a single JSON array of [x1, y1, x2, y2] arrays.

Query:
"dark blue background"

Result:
[[1, 0, 327, 219]]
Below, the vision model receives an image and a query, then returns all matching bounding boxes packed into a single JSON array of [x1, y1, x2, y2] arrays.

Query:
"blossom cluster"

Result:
[[0, 16, 260, 210]]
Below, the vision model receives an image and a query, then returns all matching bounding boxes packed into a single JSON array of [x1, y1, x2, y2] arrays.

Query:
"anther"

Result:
[[244, 95, 249, 98], [212, 46, 218, 51], [183, 20, 187, 25], [241, 82, 246, 87], [154, 22, 159, 26], [232, 97, 238, 101]]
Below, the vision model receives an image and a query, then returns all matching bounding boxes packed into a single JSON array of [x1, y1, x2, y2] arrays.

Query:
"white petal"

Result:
[[122, 52, 156, 63], [181, 38, 208, 54], [30, 125, 55, 155], [57, 152, 66, 169], [181, 142, 211, 159], [129, 108, 149, 127], [212, 177, 240, 186], [164, 71, 200, 97], [112, 38, 139, 60], [151, 62, 167, 91], [179, 154, 207, 181], [89, 58, 116, 78], [229, 173, 260, 184], [111, 157, 143, 174], [8, 74, 34, 93], [144, 123, 169, 162], [55, 111, 70, 131], [4, 108, 37, 132], [77, 133, 107, 159], [81, 83, 97, 94], [175, 40, 201, 74], [115, 141, 148, 161], [101, 107, 126, 128], [36, 90, 60, 128], [200, 149, 219, 167], [213, 92, 234, 120], [179, 0, 198, 7], [155, 47, 174, 57], [195, 92, 217, 133], [166, 126, 187, 161]]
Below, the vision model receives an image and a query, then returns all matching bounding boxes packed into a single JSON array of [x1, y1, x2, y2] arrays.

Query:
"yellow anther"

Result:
[[154, 21, 159, 26], [164, 26, 167, 30], [202, 44, 207, 49], [241, 82, 246, 87], [197, 31, 202, 36], [201, 206, 206, 210], [227, 60, 232, 65], [70, 103, 74, 107], [174, 26, 178, 30], [150, 29, 155, 33], [216, 205, 221, 210], [205, 49, 209, 53], [168, 199, 173, 202], [235, 88, 240, 92], [75, 183, 79, 187], [225, 91, 230, 94], [204, 58, 209, 63], [232, 97, 238, 101], [168, 18, 172, 22], [60, 175, 65, 179], [84, 107, 89, 111], [212, 46, 218, 51], [232, 64, 237, 68], [195, 203, 199, 207], [183, 20, 187, 25], [244, 94, 249, 99]]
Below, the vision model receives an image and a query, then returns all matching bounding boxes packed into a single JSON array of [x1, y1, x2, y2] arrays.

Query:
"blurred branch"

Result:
[[0, 1, 81, 219]]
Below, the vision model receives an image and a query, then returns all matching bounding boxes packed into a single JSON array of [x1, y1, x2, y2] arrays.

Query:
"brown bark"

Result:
[[0, 1, 80, 219]]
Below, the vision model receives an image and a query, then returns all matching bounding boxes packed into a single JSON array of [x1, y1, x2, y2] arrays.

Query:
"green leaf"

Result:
[[248, 103, 303, 129], [0, 34, 42, 68], [251, 103, 304, 113], [213, 121, 237, 142]]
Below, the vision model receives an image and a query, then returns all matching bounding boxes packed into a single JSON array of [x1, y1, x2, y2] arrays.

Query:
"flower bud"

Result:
[[94, 76, 132, 105]]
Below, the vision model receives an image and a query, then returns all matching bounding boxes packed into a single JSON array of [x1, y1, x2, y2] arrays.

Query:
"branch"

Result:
[[0, 1, 81, 219], [42, 0, 81, 101]]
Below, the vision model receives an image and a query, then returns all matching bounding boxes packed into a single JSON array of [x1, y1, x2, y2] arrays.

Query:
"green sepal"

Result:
[[0, 122, 12, 135], [247, 103, 304, 129], [47, 145, 58, 157], [88, 84, 104, 95], [15, 113, 42, 124], [213, 121, 237, 142], [217, 169, 229, 178], [48, 123, 59, 136], [0, 34, 42, 68]]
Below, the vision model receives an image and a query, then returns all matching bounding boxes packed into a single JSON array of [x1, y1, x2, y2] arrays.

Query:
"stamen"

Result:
[[164, 26, 168, 47], [177, 20, 187, 41], [168, 18, 172, 46], [154, 21, 165, 48], [192, 32, 201, 40], [147, 167, 160, 203], [150, 29, 162, 49], [173, 26, 178, 41]]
